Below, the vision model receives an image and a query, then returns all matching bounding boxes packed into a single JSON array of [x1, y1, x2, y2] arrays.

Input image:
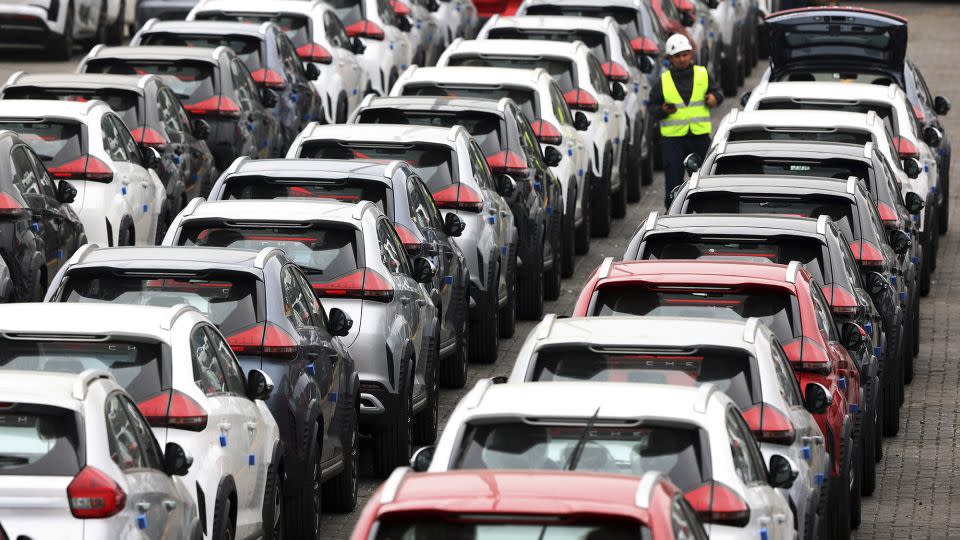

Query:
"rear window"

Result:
[[193, 13, 311, 47], [686, 193, 859, 242], [774, 70, 894, 85], [525, 5, 642, 40], [486, 28, 610, 62], [84, 60, 217, 103], [532, 347, 759, 410], [756, 100, 898, 133], [780, 27, 894, 63], [0, 120, 84, 168], [327, 0, 364, 26], [2, 88, 141, 128], [592, 285, 801, 344], [0, 404, 81, 477], [713, 155, 870, 182], [220, 176, 392, 217], [401, 83, 538, 121], [374, 517, 648, 540], [455, 421, 706, 490], [298, 141, 457, 193], [138, 33, 264, 71], [356, 109, 505, 156], [446, 55, 578, 93], [58, 272, 260, 338], [0, 339, 164, 402], [726, 128, 873, 147]]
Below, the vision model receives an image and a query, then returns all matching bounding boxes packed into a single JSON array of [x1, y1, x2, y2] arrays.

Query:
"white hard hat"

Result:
[[665, 34, 693, 56]]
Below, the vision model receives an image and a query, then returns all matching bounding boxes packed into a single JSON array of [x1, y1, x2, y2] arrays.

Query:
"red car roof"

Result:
[[600, 260, 801, 286]]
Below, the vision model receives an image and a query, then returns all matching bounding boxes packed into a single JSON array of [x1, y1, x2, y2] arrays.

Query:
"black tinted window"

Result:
[[84, 60, 217, 103], [0, 120, 84, 169], [356, 109, 505, 156], [140, 34, 264, 72], [221, 176, 391, 216], [447, 55, 577, 93], [299, 141, 457, 193], [726, 128, 872, 146], [0, 404, 80, 477], [685, 193, 860, 241], [195, 13, 311, 47], [3, 87, 141, 128], [401, 84, 538, 120], [486, 28, 609, 62], [374, 518, 646, 540], [524, 5, 642, 40]]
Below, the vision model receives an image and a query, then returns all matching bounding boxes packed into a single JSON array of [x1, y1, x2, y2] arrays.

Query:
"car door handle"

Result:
[[245, 421, 258, 432], [218, 422, 231, 432], [774, 513, 788, 524], [135, 502, 151, 513], [162, 499, 177, 511], [400, 297, 411, 306], [141, 181, 150, 189], [416, 299, 427, 307]]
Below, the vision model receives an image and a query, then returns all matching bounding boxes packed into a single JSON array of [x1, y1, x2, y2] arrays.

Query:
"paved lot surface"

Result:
[[1, 2, 955, 536]]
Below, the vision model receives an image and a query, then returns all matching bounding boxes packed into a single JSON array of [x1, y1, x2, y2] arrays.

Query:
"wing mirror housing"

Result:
[[543, 145, 562, 167], [683, 153, 703, 174], [398, 16, 413, 32], [163, 442, 193, 476], [444, 212, 466, 237], [923, 126, 943, 147], [803, 382, 832, 414], [56, 180, 77, 204], [410, 445, 436, 472], [305, 62, 321, 81], [902, 156, 921, 179], [573, 111, 590, 131], [889, 229, 911, 255], [246, 369, 274, 401], [141, 146, 161, 169], [934, 96, 951, 116], [639, 55, 656, 74], [261, 88, 279, 108], [497, 174, 517, 196], [192, 119, 211, 140], [680, 10, 695, 27], [610, 82, 627, 101], [840, 321, 868, 352], [904, 191, 925, 215], [328, 307, 354, 337], [413, 256, 437, 283], [767, 454, 798, 489], [352, 37, 366, 54], [864, 271, 888, 299]]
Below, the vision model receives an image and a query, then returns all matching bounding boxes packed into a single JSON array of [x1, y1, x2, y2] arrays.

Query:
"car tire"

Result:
[[286, 438, 321, 538], [543, 213, 562, 301], [413, 327, 440, 444], [517, 242, 544, 320], [611, 149, 627, 219], [470, 263, 499, 362], [860, 391, 877, 495], [498, 245, 517, 338], [95, 1, 109, 45], [881, 340, 901, 437], [850, 431, 862, 529], [211, 489, 236, 540], [49, 3, 74, 60], [107, 0, 125, 44], [440, 283, 469, 387], [829, 438, 852, 540], [372, 360, 412, 477], [920, 240, 932, 296], [574, 182, 591, 254], [640, 127, 655, 188], [590, 160, 612, 238], [625, 131, 642, 202], [560, 185, 576, 278], [322, 392, 359, 512], [154, 202, 171, 246], [721, 39, 739, 96], [939, 182, 950, 234], [262, 457, 284, 540], [874, 382, 884, 462], [337, 96, 349, 124], [118, 218, 135, 246], [911, 284, 920, 359]]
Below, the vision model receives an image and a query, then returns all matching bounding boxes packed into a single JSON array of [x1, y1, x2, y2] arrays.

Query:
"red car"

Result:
[[573, 259, 863, 502], [351, 469, 708, 539]]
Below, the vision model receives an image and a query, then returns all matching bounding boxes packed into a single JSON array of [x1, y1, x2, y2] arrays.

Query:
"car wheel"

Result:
[[904, 298, 917, 384], [107, 0, 125, 44], [939, 179, 950, 234], [543, 214, 562, 301], [154, 203, 170, 245], [574, 181, 591, 254], [611, 148, 628, 219], [498, 245, 517, 338], [920, 236, 932, 296], [640, 118, 655, 187], [291, 439, 321, 538], [911, 284, 920, 359], [95, 1, 109, 45], [517, 240, 544, 320], [413, 326, 440, 444], [874, 382, 884, 462], [590, 160, 612, 238], [881, 335, 902, 437], [736, 34, 746, 87], [860, 386, 877, 496], [440, 282, 469, 387], [337, 96, 349, 124], [560, 185, 576, 278], [625, 130, 642, 202], [829, 438, 852, 540], [49, 3, 74, 60], [850, 430, 862, 529], [470, 262, 499, 361], [323, 392, 359, 512], [721, 39, 739, 96], [212, 490, 237, 540], [372, 360, 412, 477], [262, 459, 285, 540]]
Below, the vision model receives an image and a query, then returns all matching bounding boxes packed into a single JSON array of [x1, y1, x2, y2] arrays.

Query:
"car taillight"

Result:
[[250, 69, 287, 89], [563, 88, 599, 112], [0, 192, 26, 218], [684, 481, 750, 527], [47, 156, 114, 182], [821, 285, 859, 315], [312, 268, 394, 302], [630, 36, 660, 55], [876, 202, 899, 228], [849, 240, 885, 269], [394, 223, 423, 252], [345, 20, 385, 40], [742, 403, 796, 444], [782, 338, 832, 374], [130, 126, 168, 147], [296, 43, 333, 64], [601, 61, 629, 82], [391, 0, 411, 16], [431, 183, 484, 212], [486, 150, 528, 175], [912, 105, 926, 123], [225, 323, 298, 359], [893, 136, 919, 159], [137, 389, 208, 431], [67, 466, 126, 519], [184, 96, 241, 118], [531, 119, 562, 145]]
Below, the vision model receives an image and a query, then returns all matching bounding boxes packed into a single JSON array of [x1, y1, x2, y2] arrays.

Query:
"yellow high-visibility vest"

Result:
[[660, 65, 712, 137]]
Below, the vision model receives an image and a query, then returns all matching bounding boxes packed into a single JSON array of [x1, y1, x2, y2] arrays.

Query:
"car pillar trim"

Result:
[[866, 109, 879, 127], [254, 247, 285, 270], [816, 214, 829, 235], [71, 368, 116, 400], [785, 260, 801, 284], [846, 176, 859, 195], [742, 317, 762, 344], [693, 383, 717, 414], [379, 467, 411, 504], [537, 313, 558, 340], [465, 378, 494, 409], [160, 304, 199, 330], [644, 211, 659, 231], [182, 197, 206, 218], [863, 141, 874, 159], [597, 257, 615, 280], [634, 471, 664, 509], [352, 200, 376, 220], [70, 242, 101, 266]]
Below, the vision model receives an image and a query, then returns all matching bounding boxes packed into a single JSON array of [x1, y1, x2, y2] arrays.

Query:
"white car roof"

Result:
[[754, 81, 904, 104], [447, 38, 587, 60], [0, 370, 113, 410], [191, 0, 328, 15], [529, 315, 760, 351], [723, 108, 880, 131], [0, 99, 106, 119], [487, 14, 615, 32], [301, 123, 462, 147], [0, 303, 200, 339], [399, 66, 548, 89], [521, 0, 641, 9], [184, 199, 369, 224]]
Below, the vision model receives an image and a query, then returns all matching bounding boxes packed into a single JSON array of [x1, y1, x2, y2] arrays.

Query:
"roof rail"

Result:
[[83, 99, 104, 115], [693, 383, 717, 414], [716, 136, 728, 155], [5, 71, 25, 87], [742, 317, 762, 344], [597, 256, 615, 280], [887, 84, 899, 99], [137, 74, 157, 89], [384, 160, 404, 179], [634, 471, 664, 509], [358, 93, 376, 110], [448, 124, 468, 142], [866, 109, 878, 127], [643, 211, 659, 231], [141, 18, 159, 33], [161, 304, 199, 331], [846, 176, 859, 194], [72, 369, 115, 400], [352, 200, 375, 220], [465, 378, 495, 409], [688, 171, 700, 189], [254, 247, 285, 269], [754, 77, 769, 98], [726, 108, 740, 125], [863, 141, 873, 158], [379, 467, 411, 504], [69, 243, 100, 266], [816, 214, 829, 235], [496, 96, 511, 112], [224, 156, 250, 176], [537, 314, 557, 340], [181, 196, 205, 218], [258, 21, 273, 34], [88, 44, 106, 58], [785, 261, 801, 284], [212, 45, 231, 59]]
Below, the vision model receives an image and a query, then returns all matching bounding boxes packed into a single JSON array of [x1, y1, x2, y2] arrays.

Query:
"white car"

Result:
[[394, 0, 442, 67], [478, 14, 657, 196], [419, 379, 797, 540], [0, 369, 200, 540], [0, 303, 283, 540], [327, 0, 414, 96], [0, 100, 165, 247], [187, 0, 370, 124], [507, 314, 829, 540], [437, 39, 630, 232], [0, 0, 129, 59], [435, 0, 479, 44]]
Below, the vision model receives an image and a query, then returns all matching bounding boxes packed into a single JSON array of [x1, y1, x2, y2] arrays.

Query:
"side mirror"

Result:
[[610, 82, 626, 101], [305, 62, 321, 81], [245, 369, 274, 401], [444, 212, 466, 237], [409, 445, 435, 472], [352, 37, 366, 54], [803, 382, 831, 414], [543, 145, 562, 167], [683, 153, 702, 174], [328, 307, 354, 337], [902, 156, 921, 179], [934, 96, 951, 116], [667, 183, 684, 207], [767, 454, 797, 489], [573, 111, 590, 131], [398, 16, 413, 32], [141, 146, 161, 169], [412, 256, 436, 283], [163, 442, 192, 476], [740, 91, 752, 107], [427, 0, 440, 10], [705, 0, 719, 7], [923, 126, 943, 147], [638, 55, 655, 74], [680, 11, 695, 27], [192, 119, 211, 140], [904, 191, 924, 215], [262, 88, 279, 108], [839, 321, 867, 352], [497, 174, 517, 196], [56, 180, 77, 204], [889, 229, 911, 255], [865, 271, 888, 298]]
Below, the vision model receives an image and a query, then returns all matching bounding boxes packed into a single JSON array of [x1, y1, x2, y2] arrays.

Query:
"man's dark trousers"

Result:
[[661, 133, 710, 208]]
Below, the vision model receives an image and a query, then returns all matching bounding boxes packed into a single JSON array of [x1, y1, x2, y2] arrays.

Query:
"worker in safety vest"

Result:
[[649, 34, 723, 207]]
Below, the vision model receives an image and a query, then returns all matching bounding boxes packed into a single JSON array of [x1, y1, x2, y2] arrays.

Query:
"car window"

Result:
[[408, 175, 442, 231], [277, 33, 306, 81], [515, 114, 546, 168], [770, 339, 804, 408], [660, 0, 681, 20], [912, 64, 935, 107], [10, 146, 41, 197], [875, 150, 906, 206], [230, 59, 259, 111], [587, 54, 610, 95], [377, 218, 411, 275], [377, 0, 398, 26], [105, 394, 147, 471], [672, 494, 709, 540], [617, 29, 637, 68], [157, 87, 188, 135], [191, 325, 229, 395], [101, 114, 130, 162], [119, 396, 164, 470], [810, 285, 838, 343], [725, 407, 764, 484], [112, 115, 142, 166], [205, 326, 246, 395], [293, 267, 329, 330], [282, 264, 315, 328], [469, 139, 495, 190], [833, 225, 865, 290], [734, 410, 768, 480], [324, 11, 350, 49], [548, 82, 573, 126], [22, 146, 58, 199]]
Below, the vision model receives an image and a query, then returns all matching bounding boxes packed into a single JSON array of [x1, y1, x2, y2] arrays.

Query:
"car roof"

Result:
[[724, 109, 878, 130], [66, 246, 268, 272], [0, 303, 198, 339], [85, 45, 229, 63], [715, 139, 870, 159], [192, 0, 327, 15], [754, 81, 902, 103], [4, 73, 153, 94], [231, 158, 399, 181], [141, 20, 271, 38], [646, 213, 824, 236], [691, 174, 856, 196], [0, 370, 112, 410], [489, 14, 615, 32], [360, 95, 509, 115], [448, 38, 586, 59], [0, 99, 106, 119], [402, 66, 547, 88], [301, 123, 461, 147], [531, 314, 761, 350], [184, 199, 367, 224]]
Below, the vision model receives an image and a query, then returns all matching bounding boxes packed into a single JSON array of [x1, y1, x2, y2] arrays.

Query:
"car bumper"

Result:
[[0, 7, 56, 41]]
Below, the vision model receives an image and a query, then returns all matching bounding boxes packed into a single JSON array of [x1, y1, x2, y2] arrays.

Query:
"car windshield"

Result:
[[59, 272, 261, 338], [685, 193, 860, 241], [194, 13, 311, 47], [356, 109, 505, 156], [0, 339, 164, 403], [456, 421, 706, 490], [401, 83, 539, 121], [532, 347, 758, 410], [298, 141, 457, 193], [446, 55, 578, 93], [327, 0, 364, 26], [592, 285, 801, 344], [0, 405, 81, 477], [373, 517, 648, 540], [220, 176, 392, 217], [0, 120, 84, 168], [2, 87, 141, 128], [139, 33, 264, 72], [84, 60, 217, 103], [524, 5, 642, 40], [726, 128, 873, 147], [486, 28, 610, 62]]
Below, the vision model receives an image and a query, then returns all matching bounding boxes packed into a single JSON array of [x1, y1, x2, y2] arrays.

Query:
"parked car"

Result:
[[327, 0, 414, 96], [393, 0, 442, 66], [162, 198, 440, 477], [0, 100, 165, 248], [0, 0, 123, 59], [0, 369, 200, 539], [0, 257, 10, 303], [354, 469, 709, 539], [77, 45, 283, 171], [188, 0, 370, 124], [2, 72, 220, 232], [43, 244, 361, 533], [136, 0, 203, 27]]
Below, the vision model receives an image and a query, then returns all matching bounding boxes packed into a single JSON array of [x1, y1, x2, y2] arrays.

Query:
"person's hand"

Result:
[[662, 103, 677, 114], [705, 93, 718, 108]]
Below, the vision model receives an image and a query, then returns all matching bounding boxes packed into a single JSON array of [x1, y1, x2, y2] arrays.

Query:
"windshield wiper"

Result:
[[563, 406, 601, 471]]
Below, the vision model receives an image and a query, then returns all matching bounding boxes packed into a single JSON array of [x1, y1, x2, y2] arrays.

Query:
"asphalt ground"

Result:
[[1, 2, 955, 536]]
